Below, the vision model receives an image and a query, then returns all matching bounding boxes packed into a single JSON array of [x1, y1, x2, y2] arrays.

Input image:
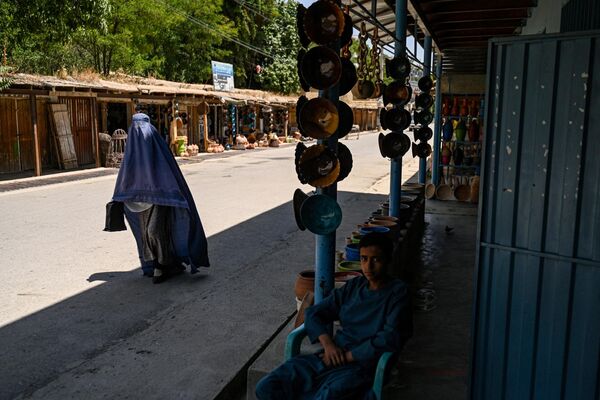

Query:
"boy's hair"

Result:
[[358, 232, 393, 261]]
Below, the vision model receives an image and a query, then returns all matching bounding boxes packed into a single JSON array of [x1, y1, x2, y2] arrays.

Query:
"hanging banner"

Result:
[[211, 61, 235, 92]]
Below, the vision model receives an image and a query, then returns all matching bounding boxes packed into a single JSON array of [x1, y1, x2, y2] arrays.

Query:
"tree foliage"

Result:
[[221, 0, 277, 88], [1, 0, 299, 91], [256, 0, 300, 94]]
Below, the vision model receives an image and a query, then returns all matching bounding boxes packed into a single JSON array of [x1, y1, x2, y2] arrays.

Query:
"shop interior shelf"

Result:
[[440, 164, 480, 169], [442, 140, 481, 145]]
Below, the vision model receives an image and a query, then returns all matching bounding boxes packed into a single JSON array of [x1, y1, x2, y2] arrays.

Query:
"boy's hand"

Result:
[[318, 334, 346, 367]]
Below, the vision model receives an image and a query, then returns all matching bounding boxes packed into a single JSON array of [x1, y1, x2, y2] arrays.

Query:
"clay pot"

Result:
[[294, 270, 316, 300], [294, 270, 362, 300], [367, 219, 398, 230], [338, 261, 361, 272], [402, 183, 425, 197], [371, 215, 399, 223]]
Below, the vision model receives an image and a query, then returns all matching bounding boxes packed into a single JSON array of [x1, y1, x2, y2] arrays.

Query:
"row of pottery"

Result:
[[424, 176, 480, 202]]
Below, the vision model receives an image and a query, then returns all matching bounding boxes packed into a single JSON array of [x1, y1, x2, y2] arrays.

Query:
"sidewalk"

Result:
[[245, 160, 477, 399], [1, 137, 476, 399], [0, 142, 298, 193]]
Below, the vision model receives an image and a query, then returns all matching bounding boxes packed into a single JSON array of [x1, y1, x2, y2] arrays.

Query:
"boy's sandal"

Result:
[[414, 288, 437, 303], [414, 302, 437, 312]]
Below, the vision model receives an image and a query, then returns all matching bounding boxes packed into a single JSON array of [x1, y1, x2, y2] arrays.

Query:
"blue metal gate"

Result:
[[471, 31, 600, 399]]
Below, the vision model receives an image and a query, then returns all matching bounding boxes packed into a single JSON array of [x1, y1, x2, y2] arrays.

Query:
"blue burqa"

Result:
[[112, 113, 209, 274]]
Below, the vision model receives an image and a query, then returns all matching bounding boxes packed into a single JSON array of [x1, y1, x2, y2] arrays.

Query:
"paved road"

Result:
[[0, 131, 417, 399]]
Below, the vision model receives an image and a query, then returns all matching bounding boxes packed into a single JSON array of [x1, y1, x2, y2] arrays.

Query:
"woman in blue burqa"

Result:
[[111, 112, 209, 283]]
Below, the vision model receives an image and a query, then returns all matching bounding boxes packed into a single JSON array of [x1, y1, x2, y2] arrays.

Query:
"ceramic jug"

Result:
[[468, 118, 479, 142], [454, 119, 467, 142], [441, 143, 451, 165], [442, 119, 454, 141]]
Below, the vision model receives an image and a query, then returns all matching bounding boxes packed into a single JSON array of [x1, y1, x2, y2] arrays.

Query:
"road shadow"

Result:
[[0, 189, 389, 399]]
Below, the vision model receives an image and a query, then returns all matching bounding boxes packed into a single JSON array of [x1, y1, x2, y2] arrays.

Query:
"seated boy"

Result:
[[256, 232, 412, 400]]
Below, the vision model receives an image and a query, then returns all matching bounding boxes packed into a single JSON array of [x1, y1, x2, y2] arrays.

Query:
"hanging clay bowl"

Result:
[[339, 57, 357, 96], [411, 142, 432, 158], [378, 131, 411, 159], [379, 108, 388, 130], [384, 81, 412, 107], [335, 142, 353, 183], [352, 80, 375, 99], [304, 1, 345, 45], [296, 4, 311, 48], [384, 108, 412, 131], [386, 55, 411, 81], [293, 188, 309, 230], [299, 98, 339, 139], [415, 92, 434, 110], [295, 142, 307, 181], [414, 109, 433, 126], [418, 76, 434, 92], [301, 45, 342, 90], [414, 126, 433, 142], [298, 144, 340, 187], [297, 50, 310, 92], [296, 95, 309, 128], [300, 193, 342, 234], [336, 101, 354, 139], [340, 13, 353, 48]]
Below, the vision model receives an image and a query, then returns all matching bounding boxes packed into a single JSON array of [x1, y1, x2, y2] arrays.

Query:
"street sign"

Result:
[[211, 61, 234, 92]]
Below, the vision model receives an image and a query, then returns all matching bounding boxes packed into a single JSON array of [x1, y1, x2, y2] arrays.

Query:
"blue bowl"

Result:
[[300, 194, 342, 235], [345, 243, 360, 261], [359, 226, 390, 235]]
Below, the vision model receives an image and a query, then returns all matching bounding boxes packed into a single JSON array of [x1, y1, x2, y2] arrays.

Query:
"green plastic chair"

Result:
[[284, 323, 397, 400]]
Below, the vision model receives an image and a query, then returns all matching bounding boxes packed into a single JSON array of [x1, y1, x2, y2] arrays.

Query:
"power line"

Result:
[[231, 0, 272, 22], [348, 0, 439, 79], [154, 0, 274, 60]]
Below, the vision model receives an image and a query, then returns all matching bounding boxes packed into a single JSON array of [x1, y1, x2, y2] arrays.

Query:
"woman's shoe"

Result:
[[152, 263, 185, 284]]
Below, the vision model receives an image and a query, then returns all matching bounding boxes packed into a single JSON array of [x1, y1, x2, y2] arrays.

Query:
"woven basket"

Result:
[[454, 184, 471, 202], [436, 184, 453, 201]]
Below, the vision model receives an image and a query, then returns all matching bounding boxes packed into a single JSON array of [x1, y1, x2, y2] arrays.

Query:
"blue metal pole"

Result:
[[314, 65, 340, 304], [419, 36, 432, 184], [389, 0, 407, 218], [432, 53, 443, 185]]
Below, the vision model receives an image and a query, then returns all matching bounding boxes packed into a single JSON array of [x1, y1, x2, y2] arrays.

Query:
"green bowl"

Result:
[[338, 261, 361, 272]]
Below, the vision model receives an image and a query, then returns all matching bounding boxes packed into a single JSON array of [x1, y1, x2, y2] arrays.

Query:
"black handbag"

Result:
[[104, 201, 127, 232]]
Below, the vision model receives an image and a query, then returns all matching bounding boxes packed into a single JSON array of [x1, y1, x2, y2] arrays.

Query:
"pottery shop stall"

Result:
[[291, 0, 432, 313], [425, 69, 486, 203]]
